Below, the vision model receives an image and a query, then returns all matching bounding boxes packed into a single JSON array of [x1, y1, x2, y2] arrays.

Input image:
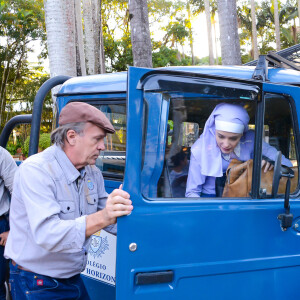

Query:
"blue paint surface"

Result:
[[54, 65, 300, 300]]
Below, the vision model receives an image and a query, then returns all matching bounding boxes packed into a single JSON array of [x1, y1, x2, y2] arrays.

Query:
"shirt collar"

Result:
[[54, 144, 86, 184], [221, 142, 241, 161]]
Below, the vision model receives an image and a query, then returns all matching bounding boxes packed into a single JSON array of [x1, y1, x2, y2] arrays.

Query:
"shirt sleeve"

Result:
[[262, 141, 292, 167], [185, 153, 205, 197], [17, 162, 86, 253], [0, 147, 17, 194]]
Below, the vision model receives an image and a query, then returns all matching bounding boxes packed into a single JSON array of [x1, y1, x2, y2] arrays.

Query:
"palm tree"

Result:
[[187, 1, 195, 65], [44, 0, 77, 77], [129, 0, 153, 68], [298, 0, 300, 27], [74, 0, 86, 76], [217, 0, 242, 65], [204, 0, 214, 64], [190, 0, 219, 64], [273, 0, 281, 50], [251, 0, 259, 59], [82, 0, 105, 74]]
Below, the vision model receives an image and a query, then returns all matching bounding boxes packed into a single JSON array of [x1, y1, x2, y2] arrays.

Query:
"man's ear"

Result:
[[66, 130, 77, 146]]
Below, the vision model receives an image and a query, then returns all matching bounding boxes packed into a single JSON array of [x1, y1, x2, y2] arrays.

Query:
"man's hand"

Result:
[[0, 231, 9, 246], [262, 159, 274, 173], [102, 186, 133, 225], [86, 186, 133, 237]]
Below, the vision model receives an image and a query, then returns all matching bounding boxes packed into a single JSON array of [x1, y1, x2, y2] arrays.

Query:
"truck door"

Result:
[[116, 67, 300, 300]]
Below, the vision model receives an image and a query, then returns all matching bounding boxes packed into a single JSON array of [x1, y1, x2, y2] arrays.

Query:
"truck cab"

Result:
[[8, 54, 300, 299]]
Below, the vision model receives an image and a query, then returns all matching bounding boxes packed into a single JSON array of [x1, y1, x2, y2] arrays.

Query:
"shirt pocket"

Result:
[[58, 200, 75, 220], [86, 193, 98, 214]]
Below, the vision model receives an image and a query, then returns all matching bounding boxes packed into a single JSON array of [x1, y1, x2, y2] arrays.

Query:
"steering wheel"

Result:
[[271, 151, 282, 198]]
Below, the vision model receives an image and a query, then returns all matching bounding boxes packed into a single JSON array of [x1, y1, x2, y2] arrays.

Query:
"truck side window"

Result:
[[93, 104, 126, 179], [141, 96, 257, 199], [261, 94, 299, 196]]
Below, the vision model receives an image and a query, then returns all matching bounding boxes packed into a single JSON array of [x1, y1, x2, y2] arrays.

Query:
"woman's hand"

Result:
[[262, 160, 274, 173]]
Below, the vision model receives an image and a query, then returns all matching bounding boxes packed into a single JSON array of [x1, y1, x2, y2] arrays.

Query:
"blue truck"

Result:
[[2, 50, 300, 299]]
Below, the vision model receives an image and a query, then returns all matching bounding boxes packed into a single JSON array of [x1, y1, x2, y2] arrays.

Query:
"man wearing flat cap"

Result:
[[5, 102, 133, 299]]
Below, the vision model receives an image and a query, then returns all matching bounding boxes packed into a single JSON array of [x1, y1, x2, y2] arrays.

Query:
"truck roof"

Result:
[[57, 66, 300, 96]]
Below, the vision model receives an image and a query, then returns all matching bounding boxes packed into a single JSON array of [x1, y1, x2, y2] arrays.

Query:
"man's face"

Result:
[[72, 122, 106, 168]]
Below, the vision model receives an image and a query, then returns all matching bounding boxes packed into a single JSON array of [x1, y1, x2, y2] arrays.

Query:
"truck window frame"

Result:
[[262, 93, 300, 198], [138, 71, 300, 201]]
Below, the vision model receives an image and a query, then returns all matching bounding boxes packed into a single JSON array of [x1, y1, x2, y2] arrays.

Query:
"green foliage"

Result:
[[163, 19, 190, 47], [102, 0, 196, 71], [190, 0, 218, 15], [238, 0, 300, 60], [152, 45, 192, 67], [104, 33, 133, 72], [6, 141, 18, 155], [22, 135, 30, 156], [0, 0, 45, 40], [39, 133, 51, 150], [6, 136, 23, 155], [22, 133, 51, 157], [0, 0, 47, 131]]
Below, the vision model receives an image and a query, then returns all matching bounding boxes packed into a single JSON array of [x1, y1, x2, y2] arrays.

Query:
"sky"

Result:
[[190, 13, 221, 59], [27, 40, 49, 70]]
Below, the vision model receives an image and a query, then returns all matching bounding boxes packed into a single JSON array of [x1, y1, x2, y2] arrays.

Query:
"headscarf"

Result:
[[191, 103, 250, 177]]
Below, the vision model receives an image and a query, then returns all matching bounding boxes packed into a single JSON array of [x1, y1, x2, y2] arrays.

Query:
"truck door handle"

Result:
[[135, 270, 174, 285]]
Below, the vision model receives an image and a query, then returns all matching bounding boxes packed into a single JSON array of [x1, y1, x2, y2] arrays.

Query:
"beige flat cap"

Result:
[[59, 102, 115, 134]]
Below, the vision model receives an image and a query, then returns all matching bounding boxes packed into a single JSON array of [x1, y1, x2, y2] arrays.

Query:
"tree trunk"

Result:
[[217, 0, 241, 65], [129, 0, 153, 68], [44, 0, 77, 77], [298, 0, 300, 27], [187, 2, 195, 65], [274, 0, 281, 51], [83, 0, 96, 75], [99, 0, 106, 73], [204, 0, 214, 65], [92, 0, 101, 74], [0, 60, 11, 128], [5, 44, 26, 123], [82, 0, 105, 74], [74, 0, 86, 76], [251, 0, 259, 60], [212, 17, 219, 64], [293, 19, 297, 43]]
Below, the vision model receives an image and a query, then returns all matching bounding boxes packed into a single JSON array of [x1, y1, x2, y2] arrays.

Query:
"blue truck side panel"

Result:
[[82, 276, 115, 299], [116, 67, 300, 299]]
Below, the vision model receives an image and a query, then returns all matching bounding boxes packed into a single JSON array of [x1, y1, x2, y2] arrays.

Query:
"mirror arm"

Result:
[[284, 177, 291, 214], [278, 175, 294, 231]]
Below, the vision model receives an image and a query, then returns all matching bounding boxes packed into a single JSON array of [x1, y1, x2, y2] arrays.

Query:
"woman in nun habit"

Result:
[[185, 103, 292, 198]]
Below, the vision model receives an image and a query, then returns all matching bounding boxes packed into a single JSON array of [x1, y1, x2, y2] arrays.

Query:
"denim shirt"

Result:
[[0, 146, 17, 216], [5, 144, 116, 278]]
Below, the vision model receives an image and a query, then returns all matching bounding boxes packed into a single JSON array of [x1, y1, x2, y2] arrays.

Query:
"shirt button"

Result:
[[85, 251, 87, 255]]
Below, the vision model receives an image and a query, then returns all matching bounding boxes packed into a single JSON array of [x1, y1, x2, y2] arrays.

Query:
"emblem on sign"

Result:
[[89, 234, 109, 258]]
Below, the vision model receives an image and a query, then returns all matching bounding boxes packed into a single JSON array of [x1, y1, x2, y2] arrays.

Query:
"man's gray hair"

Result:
[[51, 122, 86, 147]]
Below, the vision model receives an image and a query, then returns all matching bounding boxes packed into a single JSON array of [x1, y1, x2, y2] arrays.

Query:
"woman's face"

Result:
[[215, 130, 242, 154]]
